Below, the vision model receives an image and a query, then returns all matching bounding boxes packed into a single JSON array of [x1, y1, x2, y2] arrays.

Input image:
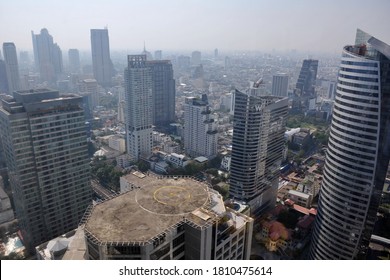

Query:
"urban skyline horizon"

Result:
[[1, 0, 389, 54]]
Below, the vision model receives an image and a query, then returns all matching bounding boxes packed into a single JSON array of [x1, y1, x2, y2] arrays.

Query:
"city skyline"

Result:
[[1, 0, 389, 53]]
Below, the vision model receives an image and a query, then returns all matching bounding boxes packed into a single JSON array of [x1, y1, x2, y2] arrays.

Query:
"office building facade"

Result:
[[2, 42, 20, 94], [146, 60, 175, 127], [0, 89, 92, 252], [229, 81, 288, 215], [271, 73, 288, 97], [184, 95, 218, 159], [90, 29, 112, 87], [125, 55, 153, 161], [310, 29, 390, 259]]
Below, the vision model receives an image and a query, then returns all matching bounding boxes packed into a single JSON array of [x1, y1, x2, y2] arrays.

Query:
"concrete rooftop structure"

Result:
[[84, 174, 220, 245]]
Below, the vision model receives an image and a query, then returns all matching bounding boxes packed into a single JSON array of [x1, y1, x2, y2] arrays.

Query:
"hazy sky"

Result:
[[1, 0, 389, 54]]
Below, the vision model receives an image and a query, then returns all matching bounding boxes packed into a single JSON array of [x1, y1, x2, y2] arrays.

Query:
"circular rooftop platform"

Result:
[[84, 175, 215, 244], [136, 182, 209, 215]]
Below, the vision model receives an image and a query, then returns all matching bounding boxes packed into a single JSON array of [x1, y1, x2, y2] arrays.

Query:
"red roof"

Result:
[[293, 204, 310, 215], [297, 215, 315, 229]]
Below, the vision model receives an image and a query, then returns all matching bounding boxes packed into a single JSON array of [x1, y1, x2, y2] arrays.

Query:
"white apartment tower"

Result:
[[125, 55, 153, 161], [184, 95, 218, 159]]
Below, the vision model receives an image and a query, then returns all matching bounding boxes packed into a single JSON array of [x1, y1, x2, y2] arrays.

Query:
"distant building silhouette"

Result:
[[154, 50, 162, 60], [177, 55, 190, 70], [0, 59, 9, 94], [191, 51, 201, 65], [31, 28, 63, 84], [68, 49, 80, 74], [310, 29, 390, 259], [2, 42, 20, 94], [90, 29, 112, 87]]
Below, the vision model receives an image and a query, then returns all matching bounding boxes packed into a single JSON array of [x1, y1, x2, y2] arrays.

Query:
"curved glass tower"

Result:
[[310, 29, 390, 259]]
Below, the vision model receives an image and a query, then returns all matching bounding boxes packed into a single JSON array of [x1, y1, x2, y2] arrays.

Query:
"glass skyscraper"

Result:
[[310, 29, 390, 259]]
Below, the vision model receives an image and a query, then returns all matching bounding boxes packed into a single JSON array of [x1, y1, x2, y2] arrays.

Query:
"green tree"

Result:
[[184, 162, 203, 176], [205, 168, 219, 177], [137, 160, 150, 172]]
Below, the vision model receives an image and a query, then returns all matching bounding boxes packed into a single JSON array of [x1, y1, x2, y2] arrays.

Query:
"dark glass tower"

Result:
[[310, 29, 390, 259], [146, 60, 176, 127], [296, 59, 318, 97]]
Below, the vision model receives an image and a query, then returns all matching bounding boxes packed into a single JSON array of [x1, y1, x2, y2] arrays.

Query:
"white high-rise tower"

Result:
[[125, 55, 153, 161]]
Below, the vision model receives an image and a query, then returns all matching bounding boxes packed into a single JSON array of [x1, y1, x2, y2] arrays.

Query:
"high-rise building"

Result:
[[79, 78, 99, 111], [146, 60, 175, 127], [2, 42, 20, 94], [177, 55, 191, 70], [295, 59, 318, 97], [125, 55, 153, 161], [68, 49, 80, 74], [184, 95, 218, 159], [31, 29, 63, 84], [271, 73, 288, 97], [90, 29, 112, 87], [191, 51, 201, 65], [0, 59, 9, 94], [154, 50, 162, 60], [229, 80, 288, 215], [83, 173, 253, 260], [310, 29, 390, 260], [0, 89, 92, 253]]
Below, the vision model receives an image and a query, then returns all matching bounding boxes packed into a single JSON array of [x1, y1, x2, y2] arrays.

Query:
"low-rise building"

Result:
[[166, 153, 189, 169], [220, 155, 231, 171], [287, 190, 312, 208], [108, 135, 126, 153]]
